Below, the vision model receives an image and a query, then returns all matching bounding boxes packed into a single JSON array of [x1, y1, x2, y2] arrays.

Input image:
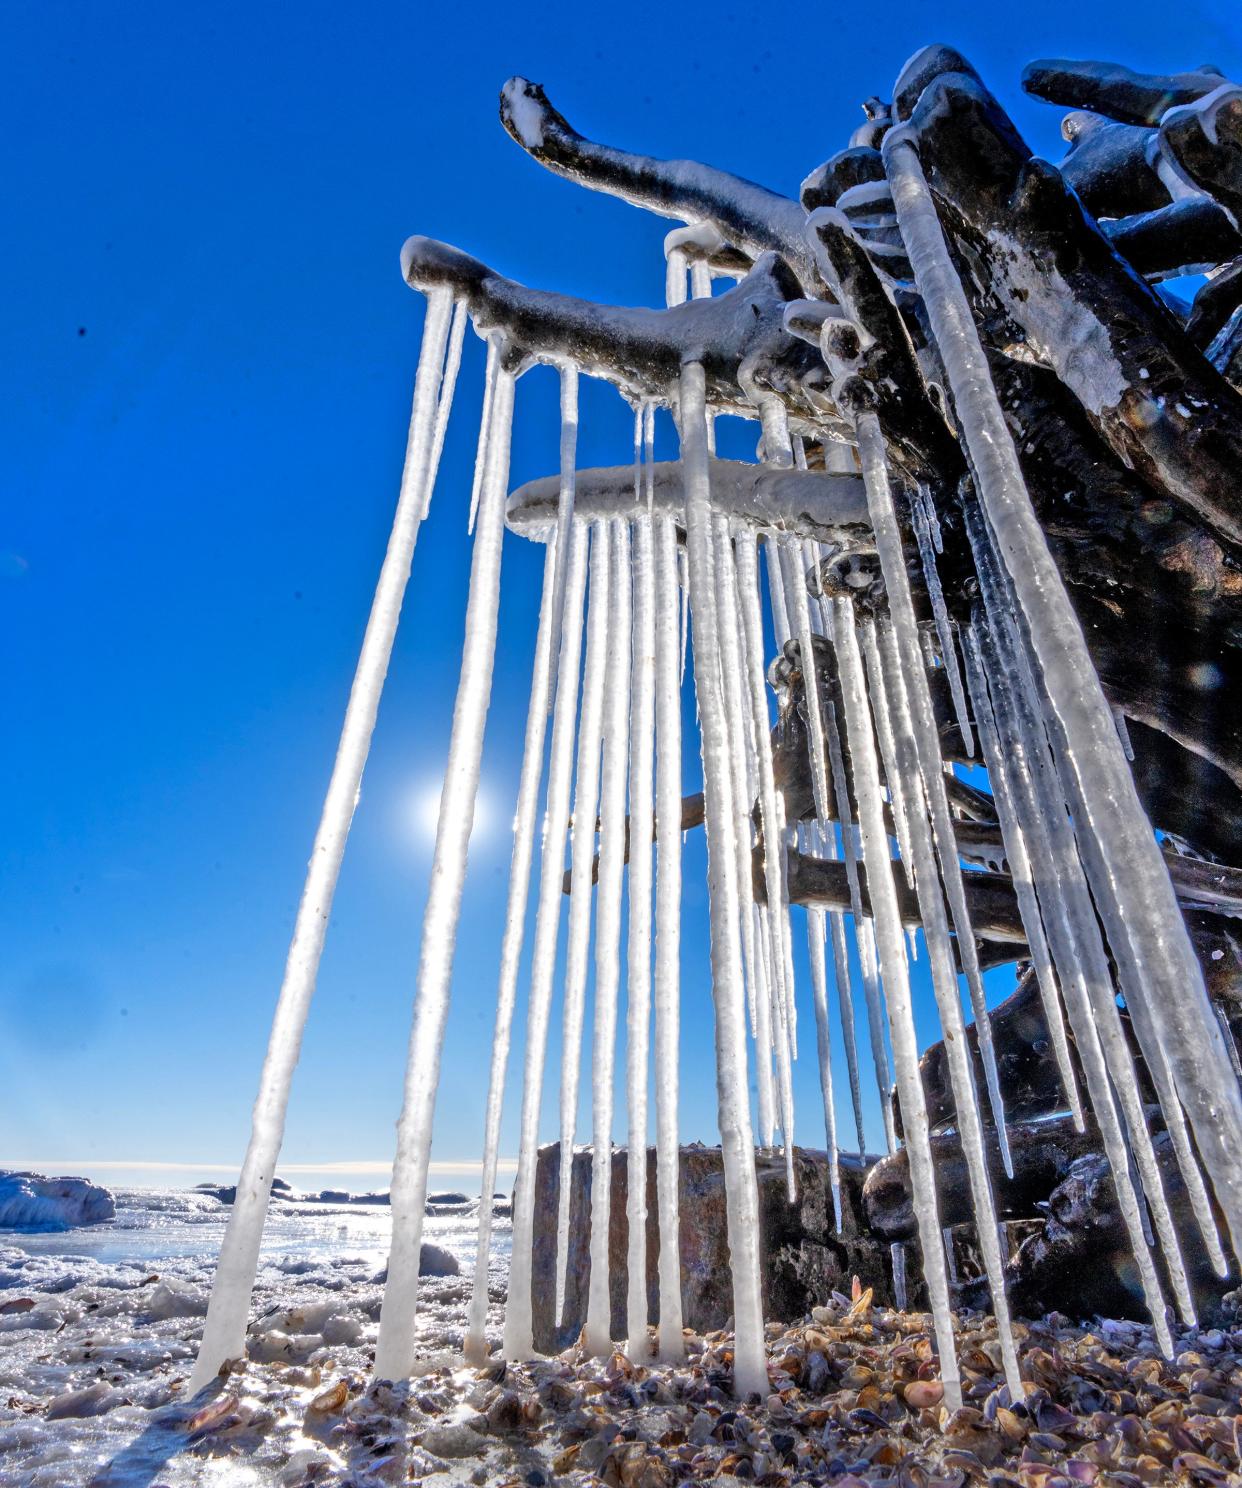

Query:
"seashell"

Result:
[[904, 1379, 945, 1410], [308, 1379, 349, 1413], [1172, 1450, 1230, 1483], [186, 1393, 240, 1435]]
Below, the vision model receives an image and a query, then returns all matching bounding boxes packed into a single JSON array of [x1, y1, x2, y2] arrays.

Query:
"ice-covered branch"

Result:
[[401, 236, 823, 415], [498, 77, 817, 290], [1022, 58, 1229, 127], [900, 58, 1242, 552]]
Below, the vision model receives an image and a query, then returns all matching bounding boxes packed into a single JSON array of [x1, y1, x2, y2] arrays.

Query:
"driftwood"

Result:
[[412, 46, 1242, 1321]]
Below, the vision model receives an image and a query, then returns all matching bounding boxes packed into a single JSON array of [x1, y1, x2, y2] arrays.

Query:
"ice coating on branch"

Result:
[[885, 127, 1242, 1260], [373, 361, 516, 1382], [189, 289, 458, 1396]]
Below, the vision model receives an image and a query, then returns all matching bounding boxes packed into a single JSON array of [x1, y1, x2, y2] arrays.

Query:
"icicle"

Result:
[[190, 288, 457, 1396], [427, 300, 468, 518], [465, 537, 561, 1362], [679, 360, 766, 1399], [859, 617, 917, 887], [665, 246, 688, 309], [885, 126, 1242, 1259], [467, 333, 501, 535], [943, 1229, 959, 1288], [503, 517, 592, 1362], [690, 259, 712, 301], [653, 512, 685, 1361], [714, 517, 762, 1057], [959, 625, 1084, 1132], [890, 1242, 908, 1312], [644, 401, 656, 514], [871, 616, 1023, 1397], [829, 590, 963, 1411], [625, 516, 656, 1361], [909, 492, 973, 757], [764, 534, 792, 648], [917, 484, 944, 557], [823, 690, 896, 1154], [678, 544, 690, 685], [734, 529, 793, 1154], [968, 509, 1224, 1296], [373, 361, 516, 1383], [807, 905, 843, 1230], [906, 927, 919, 963], [585, 520, 632, 1356], [970, 603, 1179, 1350], [554, 521, 612, 1325], [1114, 707, 1136, 763], [547, 363, 580, 714], [849, 413, 1012, 1179]]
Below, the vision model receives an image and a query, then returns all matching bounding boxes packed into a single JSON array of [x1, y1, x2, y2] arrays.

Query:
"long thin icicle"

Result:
[[467, 333, 501, 535], [848, 410, 1012, 1178], [625, 516, 656, 1360], [652, 512, 684, 1361], [970, 598, 1178, 1352], [858, 617, 916, 888], [959, 624, 1084, 1133], [806, 904, 843, 1230], [464, 537, 561, 1361], [909, 491, 973, 757], [373, 361, 516, 1381], [885, 126, 1242, 1256], [585, 519, 632, 1355], [679, 360, 766, 1399], [554, 521, 612, 1324], [189, 289, 456, 1395], [873, 618, 1022, 1397], [503, 516, 591, 1361], [426, 300, 468, 519], [830, 589, 963, 1412]]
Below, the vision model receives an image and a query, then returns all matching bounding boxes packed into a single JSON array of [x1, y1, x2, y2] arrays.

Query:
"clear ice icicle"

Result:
[[849, 410, 1012, 1179], [554, 520, 612, 1325], [859, 616, 917, 887], [885, 126, 1242, 1259], [189, 287, 457, 1395], [807, 903, 843, 1230], [829, 588, 963, 1411], [625, 515, 656, 1360], [873, 618, 1023, 1397], [503, 516, 591, 1361], [653, 512, 685, 1361], [909, 491, 973, 757], [959, 624, 1084, 1133], [679, 360, 766, 1399], [373, 361, 516, 1382], [585, 519, 632, 1356], [467, 333, 501, 535], [465, 536, 562, 1361]]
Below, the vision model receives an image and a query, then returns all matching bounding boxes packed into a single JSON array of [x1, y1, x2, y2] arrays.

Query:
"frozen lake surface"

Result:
[[0, 1186, 512, 1486]]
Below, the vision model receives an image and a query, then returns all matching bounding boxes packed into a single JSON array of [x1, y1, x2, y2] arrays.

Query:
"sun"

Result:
[[413, 778, 492, 844]]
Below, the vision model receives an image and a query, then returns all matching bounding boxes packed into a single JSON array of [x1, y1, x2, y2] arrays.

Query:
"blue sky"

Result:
[[3, 2, 1239, 1190]]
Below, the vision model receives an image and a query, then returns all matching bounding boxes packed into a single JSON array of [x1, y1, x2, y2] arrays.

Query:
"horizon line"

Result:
[[0, 1158, 518, 1176]]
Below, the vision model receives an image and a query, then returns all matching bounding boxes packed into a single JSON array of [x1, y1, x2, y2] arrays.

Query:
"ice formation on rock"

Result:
[[193, 47, 1242, 1403]]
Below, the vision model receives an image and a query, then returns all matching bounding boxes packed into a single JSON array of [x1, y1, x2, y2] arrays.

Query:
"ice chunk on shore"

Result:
[[0, 1173, 115, 1231]]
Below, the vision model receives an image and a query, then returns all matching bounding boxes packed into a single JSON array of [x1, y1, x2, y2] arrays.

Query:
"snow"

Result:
[[0, 1173, 115, 1232], [0, 1188, 509, 1487], [500, 77, 546, 150]]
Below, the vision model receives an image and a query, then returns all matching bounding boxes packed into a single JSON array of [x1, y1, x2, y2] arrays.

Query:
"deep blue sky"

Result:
[[4, 2, 1239, 1189]]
